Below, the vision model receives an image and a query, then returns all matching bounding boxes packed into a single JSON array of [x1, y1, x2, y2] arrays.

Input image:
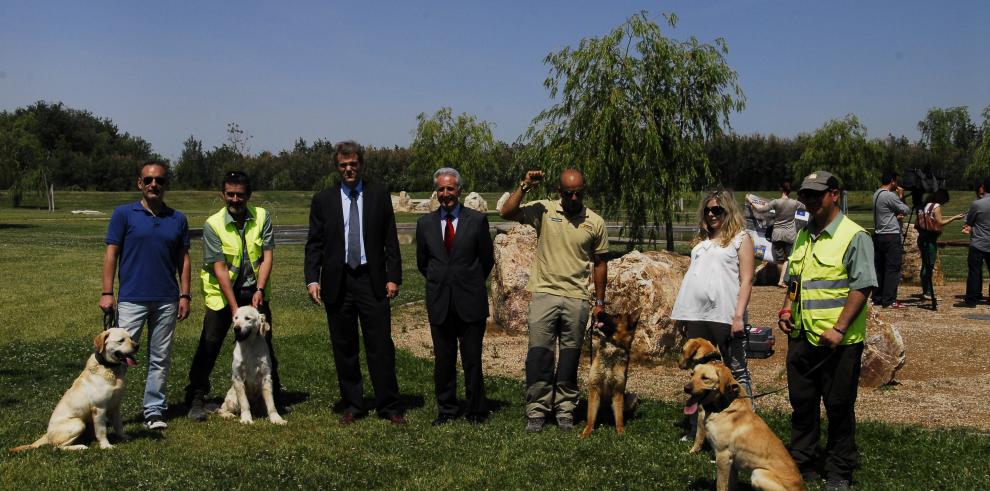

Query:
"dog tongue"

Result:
[[683, 402, 698, 415], [125, 356, 137, 367]]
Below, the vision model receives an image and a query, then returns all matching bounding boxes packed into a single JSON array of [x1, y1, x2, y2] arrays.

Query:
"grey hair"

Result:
[[433, 167, 462, 189]]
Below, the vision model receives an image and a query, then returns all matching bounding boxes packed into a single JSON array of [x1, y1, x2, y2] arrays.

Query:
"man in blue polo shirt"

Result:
[[99, 161, 191, 431]]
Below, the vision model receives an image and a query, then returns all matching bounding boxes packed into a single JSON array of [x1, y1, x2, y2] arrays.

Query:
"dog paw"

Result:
[[99, 442, 115, 450], [270, 416, 287, 425], [579, 429, 592, 439], [689, 446, 702, 454], [239, 417, 254, 425]]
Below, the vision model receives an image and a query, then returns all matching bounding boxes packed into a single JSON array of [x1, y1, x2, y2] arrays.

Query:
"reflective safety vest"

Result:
[[200, 205, 270, 311], [787, 215, 867, 346]]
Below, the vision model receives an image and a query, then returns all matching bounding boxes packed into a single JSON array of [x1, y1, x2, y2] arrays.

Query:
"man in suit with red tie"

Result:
[[415, 168, 495, 426], [304, 140, 405, 425]]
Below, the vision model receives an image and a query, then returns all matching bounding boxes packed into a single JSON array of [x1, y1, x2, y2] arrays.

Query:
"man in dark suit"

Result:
[[415, 168, 495, 426], [304, 140, 405, 425]]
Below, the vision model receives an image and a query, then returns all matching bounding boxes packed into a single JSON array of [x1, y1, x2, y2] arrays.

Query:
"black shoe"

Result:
[[556, 414, 574, 431], [465, 413, 488, 425], [955, 301, 977, 308], [801, 469, 822, 482], [825, 477, 851, 491], [432, 414, 456, 426], [525, 417, 545, 433], [187, 396, 207, 422]]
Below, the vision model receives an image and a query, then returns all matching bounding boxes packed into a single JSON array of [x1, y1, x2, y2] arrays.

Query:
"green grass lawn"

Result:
[[1, 194, 988, 489]]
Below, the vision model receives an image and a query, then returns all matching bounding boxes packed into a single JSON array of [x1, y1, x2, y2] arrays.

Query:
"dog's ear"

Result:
[[94, 331, 110, 353], [259, 314, 271, 336], [679, 339, 699, 369], [717, 364, 738, 396]]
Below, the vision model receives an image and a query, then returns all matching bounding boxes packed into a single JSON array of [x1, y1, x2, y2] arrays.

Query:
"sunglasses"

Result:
[[142, 176, 168, 186], [704, 206, 726, 217], [224, 191, 247, 199], [560, 189, 584, 199]]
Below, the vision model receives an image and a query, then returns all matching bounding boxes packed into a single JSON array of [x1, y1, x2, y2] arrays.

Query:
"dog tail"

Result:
[[9, 436, 47, 453]]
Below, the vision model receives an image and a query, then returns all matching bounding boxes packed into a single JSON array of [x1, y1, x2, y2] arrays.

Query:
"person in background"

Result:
[[748, 181, 805, 288], [872, 171, 910, 309], [915, 189, 963, 301], [960, 178, 990, 307]]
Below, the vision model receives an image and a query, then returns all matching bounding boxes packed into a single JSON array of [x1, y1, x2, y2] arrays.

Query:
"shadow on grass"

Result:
[[0, 223, 37, 229]]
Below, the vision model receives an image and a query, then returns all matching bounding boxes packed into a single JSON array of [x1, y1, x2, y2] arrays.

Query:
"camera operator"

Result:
[[872, 171, 910, 309]]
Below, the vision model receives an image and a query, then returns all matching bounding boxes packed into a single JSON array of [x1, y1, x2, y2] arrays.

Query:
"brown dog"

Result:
[[679, 337, 723, 453], [580, 312, 637, 438], [11, 328, 138, 452], [684, 363, 804, 491]]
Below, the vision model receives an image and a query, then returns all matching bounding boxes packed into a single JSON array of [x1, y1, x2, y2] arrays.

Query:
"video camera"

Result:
[[900, 168, 946, 210]]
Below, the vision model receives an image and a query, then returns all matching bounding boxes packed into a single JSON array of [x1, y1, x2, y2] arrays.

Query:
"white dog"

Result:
[[217, 306, 286, 425], [11, 328, 138, 451]]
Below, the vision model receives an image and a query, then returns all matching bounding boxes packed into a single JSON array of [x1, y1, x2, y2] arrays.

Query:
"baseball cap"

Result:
[[799, 171, 839, 192]]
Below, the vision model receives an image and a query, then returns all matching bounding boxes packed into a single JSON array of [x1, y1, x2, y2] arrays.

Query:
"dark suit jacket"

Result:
[[305, 181, 401, 303], [416, 206, 494, 325]]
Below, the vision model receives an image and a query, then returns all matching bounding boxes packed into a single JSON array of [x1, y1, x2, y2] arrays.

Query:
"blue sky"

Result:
[[1, 0, 988, 161]]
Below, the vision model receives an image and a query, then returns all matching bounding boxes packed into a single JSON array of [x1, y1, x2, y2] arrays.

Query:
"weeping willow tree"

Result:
[[521, 11, 745, 250], [792, 115, 884, 191]]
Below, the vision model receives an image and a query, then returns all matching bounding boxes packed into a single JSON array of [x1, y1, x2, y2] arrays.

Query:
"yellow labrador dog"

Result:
[[217, 306, 286, 425], [11, 328, 138, 452], [684, 363, 804, 491], [679, 337, 723, 453]]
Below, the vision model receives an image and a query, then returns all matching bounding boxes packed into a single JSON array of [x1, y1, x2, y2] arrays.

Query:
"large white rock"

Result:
[[463, 192, 488, 212], [391, 191, 413, 213], [489, 224, 537, 334], [860, 307, 907, 387]]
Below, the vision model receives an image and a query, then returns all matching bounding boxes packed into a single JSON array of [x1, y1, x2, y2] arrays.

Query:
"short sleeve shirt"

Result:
[[966, 196, 990, 253], [203, 206, 274, 289], [105, 201, 190, 302], [517, 199, 609, 299]]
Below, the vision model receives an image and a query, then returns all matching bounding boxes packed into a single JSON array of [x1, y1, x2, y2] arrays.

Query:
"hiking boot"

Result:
[[556, 414, 574, 431], [525, 417, 545, 433], [187, 396, 207, 422], [801, 469, 822, 482], [144, 415, 168, 431]]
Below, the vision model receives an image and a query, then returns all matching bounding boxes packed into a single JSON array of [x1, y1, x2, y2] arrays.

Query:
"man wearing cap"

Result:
[[871, 171, 909, 308], [500, 168, 609, 433], [777, 171, 876, 491]]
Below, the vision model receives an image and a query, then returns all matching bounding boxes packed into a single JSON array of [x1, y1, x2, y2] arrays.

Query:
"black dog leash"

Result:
[[745, 348, 838, 400], [102, 306, 118, 331]]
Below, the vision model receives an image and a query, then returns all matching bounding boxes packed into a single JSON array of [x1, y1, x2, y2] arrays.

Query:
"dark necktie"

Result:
[[347, 188, 361, 268], [444, 214, 455, 253]]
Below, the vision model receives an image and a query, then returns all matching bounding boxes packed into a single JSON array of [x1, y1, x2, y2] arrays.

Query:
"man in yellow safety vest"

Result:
[[777, 171, 877, 491]]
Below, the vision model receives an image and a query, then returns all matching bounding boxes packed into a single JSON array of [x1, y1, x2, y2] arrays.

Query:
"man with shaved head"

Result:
[[501, 168, 609, 433]]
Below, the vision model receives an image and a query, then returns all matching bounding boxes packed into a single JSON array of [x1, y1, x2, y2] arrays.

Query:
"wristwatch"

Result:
[[520, 180, 533, 193], [595, 299, 605, 306]]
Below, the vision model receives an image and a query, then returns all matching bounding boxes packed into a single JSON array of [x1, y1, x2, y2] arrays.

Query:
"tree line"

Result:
[[2, 12, 988, 248]]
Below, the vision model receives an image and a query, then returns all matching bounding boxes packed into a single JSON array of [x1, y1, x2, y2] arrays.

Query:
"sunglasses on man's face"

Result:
[[142, 176, 168, 186], [704, 206, 725, 217], [224, 191, 247, 199], [560, 189, 584, 199]]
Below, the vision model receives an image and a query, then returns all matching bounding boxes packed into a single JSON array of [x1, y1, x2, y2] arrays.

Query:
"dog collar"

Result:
[[701, 387, 738, 414], [697, 352, 723, 364], [94, 350, 121, 367]]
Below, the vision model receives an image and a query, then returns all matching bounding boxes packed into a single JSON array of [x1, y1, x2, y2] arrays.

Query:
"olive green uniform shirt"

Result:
[[517, 199, 609, 300]]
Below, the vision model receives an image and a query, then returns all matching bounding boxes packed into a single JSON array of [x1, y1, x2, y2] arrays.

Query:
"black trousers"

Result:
[[787, 336, 863, 481], [185, 289, 282, 402], [430, 309, 486, 417], [873, 233, 903, 306], [964, 246, 990, 303], [325, 266, 402, 417]]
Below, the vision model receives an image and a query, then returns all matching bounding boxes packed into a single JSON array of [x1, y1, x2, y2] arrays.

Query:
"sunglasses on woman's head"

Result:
[[704, 206, 725, 217]]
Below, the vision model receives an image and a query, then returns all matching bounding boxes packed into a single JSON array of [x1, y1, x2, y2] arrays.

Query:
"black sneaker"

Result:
[[525, 417, 545, 433], [187, 397, 207, 422], [825, 477, 851, 491], [801, 469, 822, 482], [144, 415, 167, 431]]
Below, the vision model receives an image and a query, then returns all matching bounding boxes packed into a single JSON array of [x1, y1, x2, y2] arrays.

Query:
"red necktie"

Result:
[[444, 215, 455, 252]]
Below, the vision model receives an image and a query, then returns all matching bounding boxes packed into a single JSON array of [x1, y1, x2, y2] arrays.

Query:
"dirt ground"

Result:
[[393, 282, 990, 432]]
